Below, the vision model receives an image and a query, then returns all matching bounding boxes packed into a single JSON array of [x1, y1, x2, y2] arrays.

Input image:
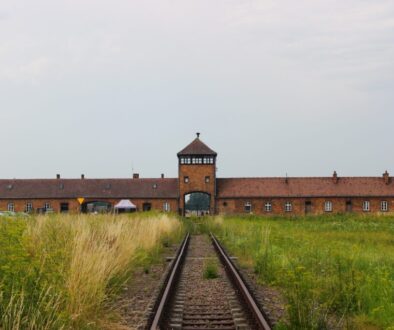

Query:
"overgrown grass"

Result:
[[0, 212, 183, 329], [207, 214, 394, 329]]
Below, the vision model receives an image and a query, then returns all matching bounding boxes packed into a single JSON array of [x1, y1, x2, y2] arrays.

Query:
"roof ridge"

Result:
[[218, 176, 385, 180], [177, 137, 217, 156]]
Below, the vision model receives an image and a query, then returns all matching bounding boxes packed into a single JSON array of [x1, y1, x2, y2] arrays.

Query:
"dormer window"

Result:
[[153, 183, 158, 189]]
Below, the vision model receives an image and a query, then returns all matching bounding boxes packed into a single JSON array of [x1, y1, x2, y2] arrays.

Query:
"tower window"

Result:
[[363, 201, 370, 212], [184, 176, 189, 183], [205, 176, 210, 183], [244, 202, 252, 213]]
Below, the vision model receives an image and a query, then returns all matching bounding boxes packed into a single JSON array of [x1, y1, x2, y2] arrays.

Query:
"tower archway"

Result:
[[184, 192, 210, 217]]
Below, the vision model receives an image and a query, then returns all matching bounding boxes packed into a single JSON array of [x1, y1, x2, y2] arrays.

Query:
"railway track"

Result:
[[148, 233, 271, 330]]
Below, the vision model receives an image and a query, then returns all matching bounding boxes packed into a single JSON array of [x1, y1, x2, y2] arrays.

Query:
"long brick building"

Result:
[[0, 134, 393, 215]]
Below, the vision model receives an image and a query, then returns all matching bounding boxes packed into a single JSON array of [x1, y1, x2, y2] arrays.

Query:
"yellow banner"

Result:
[[77, 198, 85, 205]]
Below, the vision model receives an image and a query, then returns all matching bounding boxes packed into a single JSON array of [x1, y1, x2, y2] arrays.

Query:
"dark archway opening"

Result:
[[184, 192, 210, 217], [81, 201, 112, 213]]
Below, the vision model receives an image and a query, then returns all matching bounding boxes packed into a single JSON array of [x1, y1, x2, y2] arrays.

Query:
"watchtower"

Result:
[[177, 133, 217, 216]]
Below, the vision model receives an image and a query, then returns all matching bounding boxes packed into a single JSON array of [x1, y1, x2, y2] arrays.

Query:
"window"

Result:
[[163, 202, 170, 212], [25, 202, 33, 213], [205, 176, 210, 183], [223, 202, 228, 207], [7, 203, 14, 212], [180, 158, 185, 164], [44, 202, 52, 212], [143, 203, 152, 212], [324, 201, 333, 212], [60, 203, 69, 213], [153, 183, 158, 189], [285, 201, 292, 212], [363, 201, 370, 212], [244, 202, 252, 213], [346, 200, 352, 212], [265, 202, 272, 212], [184, 176, 189, 183], [381, 201, 388, 212]]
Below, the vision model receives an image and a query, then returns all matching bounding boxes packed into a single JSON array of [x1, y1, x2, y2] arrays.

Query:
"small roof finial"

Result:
[[196, 132, 200, 138]]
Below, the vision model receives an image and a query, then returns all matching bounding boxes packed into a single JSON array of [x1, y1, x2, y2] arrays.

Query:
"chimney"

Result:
[[133, 173, 139, 179], [196, 132, 200, 138], [383, 171, 390, 185], [285, 173, 288, 184], [56, 174, 60, 179], [332, 171, 339, 184], [81, 174, 85, 179], [161, 173, 165, 179]]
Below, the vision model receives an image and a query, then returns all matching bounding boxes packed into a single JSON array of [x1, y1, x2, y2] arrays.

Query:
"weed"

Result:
[[203, 260, 219, 279]]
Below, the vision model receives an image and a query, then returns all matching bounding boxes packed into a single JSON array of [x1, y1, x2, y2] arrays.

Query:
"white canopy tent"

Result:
[[114, 200, 137, 212]]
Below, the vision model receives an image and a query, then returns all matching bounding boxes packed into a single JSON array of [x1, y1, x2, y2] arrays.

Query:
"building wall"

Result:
[[0, 198, 179, 214], [178, 164, 216, 214], [216, 197, 394, 215]]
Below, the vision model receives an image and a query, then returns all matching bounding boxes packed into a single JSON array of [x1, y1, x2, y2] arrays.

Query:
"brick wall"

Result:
[[216, 197, 394, 215], [0, 198, 179, 214], [178, 163, 216, 215]]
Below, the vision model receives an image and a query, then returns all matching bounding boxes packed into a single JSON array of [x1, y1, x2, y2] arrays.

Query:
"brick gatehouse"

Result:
[[1, 134, 393, 215]]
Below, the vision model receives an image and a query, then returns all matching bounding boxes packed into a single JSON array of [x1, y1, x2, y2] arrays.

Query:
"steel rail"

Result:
[[149, 232, 190, 330], [210, 232, 272, 330]]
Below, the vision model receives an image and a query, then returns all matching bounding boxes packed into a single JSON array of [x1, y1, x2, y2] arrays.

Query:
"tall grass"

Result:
[[0, 213, 182, 329], [207, 215, 394, 329]]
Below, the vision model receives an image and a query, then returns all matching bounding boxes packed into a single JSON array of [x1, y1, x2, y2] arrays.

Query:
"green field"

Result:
[[207, 215, 394, 329], [0, 213, 183, 329]]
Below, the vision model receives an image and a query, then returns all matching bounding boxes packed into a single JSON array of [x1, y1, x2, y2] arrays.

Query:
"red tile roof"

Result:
[[216, 177, 394, 198], [1, 177, 393, 200], [0, 178, 179, 199], [177, 138, 217, 156]]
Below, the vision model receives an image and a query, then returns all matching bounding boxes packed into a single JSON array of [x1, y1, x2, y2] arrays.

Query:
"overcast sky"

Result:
[[1, 0, 393, 179]]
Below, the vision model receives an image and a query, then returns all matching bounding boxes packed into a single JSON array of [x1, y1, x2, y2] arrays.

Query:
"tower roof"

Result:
[[177, 134, 217, 156]]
